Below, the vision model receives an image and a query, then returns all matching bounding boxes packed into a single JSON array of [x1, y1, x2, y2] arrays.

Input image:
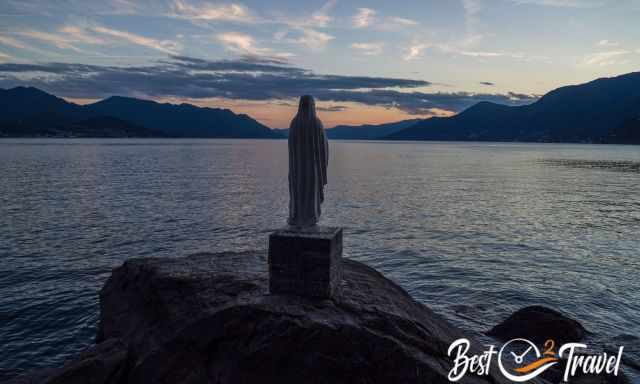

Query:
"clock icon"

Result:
[[498, 338, 558, 382]]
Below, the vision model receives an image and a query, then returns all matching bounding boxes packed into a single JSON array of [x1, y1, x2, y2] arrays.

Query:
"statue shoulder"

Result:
[[289, 117, 298, 129]]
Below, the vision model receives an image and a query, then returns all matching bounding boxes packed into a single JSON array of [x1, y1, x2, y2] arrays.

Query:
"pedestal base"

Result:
[[268, 226, 343, 298]]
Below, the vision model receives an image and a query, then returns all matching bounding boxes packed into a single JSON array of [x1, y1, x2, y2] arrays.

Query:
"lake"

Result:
[[1, 139, 639, 380]]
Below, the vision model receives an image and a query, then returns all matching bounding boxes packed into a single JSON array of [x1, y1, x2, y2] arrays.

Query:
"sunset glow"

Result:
[[1, 0, 639, 127]]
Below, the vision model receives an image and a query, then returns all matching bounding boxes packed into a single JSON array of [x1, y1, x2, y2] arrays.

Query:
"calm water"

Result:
[[1, 139, 639, 380]]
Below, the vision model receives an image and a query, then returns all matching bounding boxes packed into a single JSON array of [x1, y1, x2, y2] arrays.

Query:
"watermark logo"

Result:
[[497, 338, 558, 382], [447, 338, 624, 382]]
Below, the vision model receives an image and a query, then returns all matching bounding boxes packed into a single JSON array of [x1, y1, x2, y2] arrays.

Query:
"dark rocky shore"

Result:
[[7, 252, 631, 384]]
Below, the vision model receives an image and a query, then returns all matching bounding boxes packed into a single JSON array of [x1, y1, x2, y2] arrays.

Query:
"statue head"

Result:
[[298, 95, 316, 116]]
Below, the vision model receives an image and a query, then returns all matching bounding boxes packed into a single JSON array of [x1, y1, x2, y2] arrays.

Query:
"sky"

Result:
[[0, 0, 639, 128]]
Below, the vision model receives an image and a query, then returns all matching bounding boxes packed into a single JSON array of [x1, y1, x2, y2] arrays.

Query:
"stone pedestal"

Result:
[[268, 226, 343, 298]]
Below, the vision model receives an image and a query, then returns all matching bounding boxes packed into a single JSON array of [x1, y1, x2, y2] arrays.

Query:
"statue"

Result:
[[268, 95, 341, 298], [287, 95, 329, 228]]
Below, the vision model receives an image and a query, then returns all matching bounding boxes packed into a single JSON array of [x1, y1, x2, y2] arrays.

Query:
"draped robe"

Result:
[[287, 95, 329, 228]]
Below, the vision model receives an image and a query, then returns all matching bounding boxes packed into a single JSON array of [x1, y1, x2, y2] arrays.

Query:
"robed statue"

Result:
[[287, 95, 329, 228]]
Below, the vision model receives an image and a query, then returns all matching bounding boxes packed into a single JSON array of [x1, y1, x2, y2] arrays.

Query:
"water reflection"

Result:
[[0, 139, 639, 380], [541, 159, 640, 173]]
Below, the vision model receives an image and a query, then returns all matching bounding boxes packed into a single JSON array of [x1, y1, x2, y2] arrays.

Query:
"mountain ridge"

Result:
[[0, 87, 282, 138], [275, 119, 422, 140], [327, 119, 421, 140], [388, 72, 640, 143], [3, 71, 640, 143]]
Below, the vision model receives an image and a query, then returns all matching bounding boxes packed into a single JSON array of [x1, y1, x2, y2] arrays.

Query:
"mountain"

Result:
[[0, 87, 86, 121], [0, 87, 281, 138], [0, 115, 164, 138], [327, 119, 421, 140], [388, 72, 640, 143], [88, 96, 280, 138], [606, 117, 640, 144], [275, 119, 421, 140]]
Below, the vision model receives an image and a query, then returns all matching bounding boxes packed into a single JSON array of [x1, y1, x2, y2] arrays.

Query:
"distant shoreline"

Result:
[[1, 136, 638, 145]]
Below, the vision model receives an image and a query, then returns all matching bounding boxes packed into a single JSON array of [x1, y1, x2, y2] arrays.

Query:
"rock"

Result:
[[92, 251, 514, 383], [487, 307, 632, 384], [15, 251, 552, 383], [7, 338, 128, 384], [487, 305, 588, 345], [46, 338, 128, 384]]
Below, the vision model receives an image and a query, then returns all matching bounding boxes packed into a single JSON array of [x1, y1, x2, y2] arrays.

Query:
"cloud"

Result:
[[310, 0, 337, 27], [404, 43, 428, 61], [164, 54, 296, 71], [597, 39, 619, 47], [353, 8, 376, 28], [216, 32, 292, 59], [462, 0, 483, 16], [272, 19, 335, 50], [462, 0, 482, 33], [402, 34, 543, 63], [0, 35, 29, 50], [2, 26, 180, 57], [289, 28, 334, 50], [217, 32, 264, 55], [263, 1, 337, 50], [351, 42, 384, 56], [456, 50, 514, 57], [108, 0, 140, 15], [479, 81, 495, 86], [0, 55, 538, 115], [0, 51, 11, 60], [317, 105, 348, 112], [0, 33, 60, 56], [350, 8, 417, 30], [457, 50, 504, 57], [91, 26, 180, 54], [0, 0, 145, 16], [16, 30, 86, 52], [169, 0, 253, 23], [375, 16, 419, 31], [313, 89, 537, 115], [387, 17, 418, 26], [581, 50, 630, 66], [59, 26, 106, 45], [508, 0, 607, 7], [275, 0, 335, 29]]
